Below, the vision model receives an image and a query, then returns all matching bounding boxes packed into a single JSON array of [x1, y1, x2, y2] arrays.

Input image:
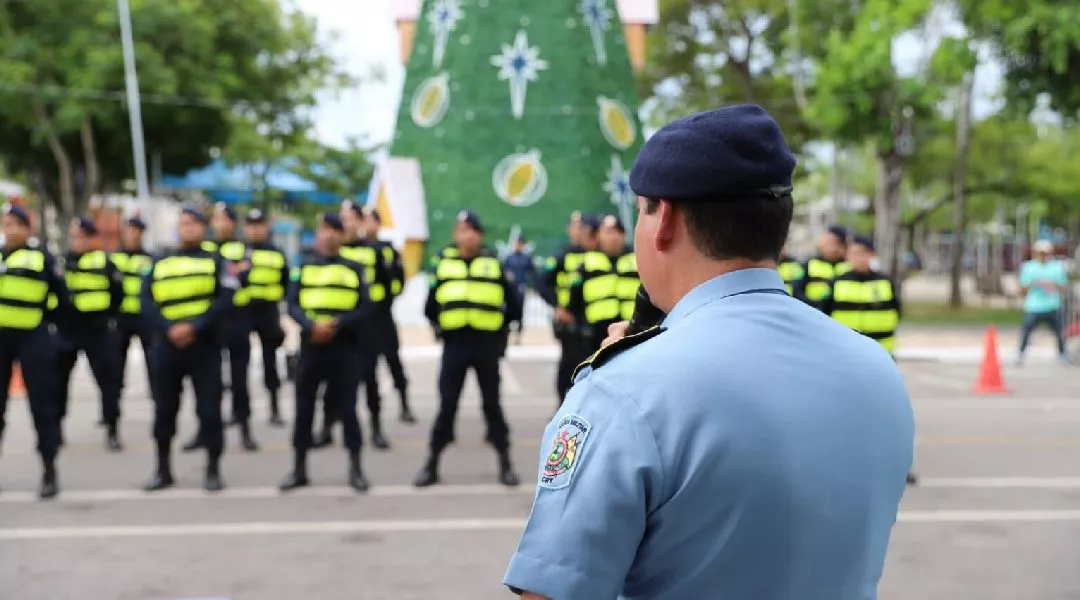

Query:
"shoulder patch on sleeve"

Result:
[[572, 325, 665, 382], [539, 414, 592, 490]]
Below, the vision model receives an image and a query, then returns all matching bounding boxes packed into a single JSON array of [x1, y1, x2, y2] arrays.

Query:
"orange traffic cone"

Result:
[[8, 364, 27, 399], [973, 325, 1009, 394]]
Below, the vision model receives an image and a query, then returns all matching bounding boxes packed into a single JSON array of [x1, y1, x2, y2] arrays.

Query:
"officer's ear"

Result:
[[642, 197, 678, 253]]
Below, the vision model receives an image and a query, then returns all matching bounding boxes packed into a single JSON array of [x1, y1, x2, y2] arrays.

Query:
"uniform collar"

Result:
[[662, 267, 786, 328]]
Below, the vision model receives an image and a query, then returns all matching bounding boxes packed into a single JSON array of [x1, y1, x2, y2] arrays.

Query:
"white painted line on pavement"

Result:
[[898, 510, 1080, 523], [918, 477, 1080, 489], [0, 484, 536, 504]]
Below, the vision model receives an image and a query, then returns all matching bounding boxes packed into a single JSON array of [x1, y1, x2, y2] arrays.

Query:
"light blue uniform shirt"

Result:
[[1019, 259, 1068, 314], [504, 268, 914, 600]]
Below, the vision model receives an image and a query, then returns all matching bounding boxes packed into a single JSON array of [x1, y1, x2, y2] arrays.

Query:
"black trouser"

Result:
[[56, 326, 122, 425], [429, 336, 510, 453], [295, 341, 365, 452], [364, 309, 408, 416], [153, 336, 224, 457], [555, 330, 588, 402], [118, 315, 154, 401], [249, 303, 284, 394], [223, 310, 252, 422], [1019, 309, 1066, 357], [0, 327, 61, 461]]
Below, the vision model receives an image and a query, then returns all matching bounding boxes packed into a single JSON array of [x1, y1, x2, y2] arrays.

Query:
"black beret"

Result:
[[3, 204, 31, 226], [600, 214, 626, 233], [126, 216, 147, 231], [629, 104, 796, 201], [180, 205, 208, 224], [214, 202, 236, 221], [456, 209, 483, 233], [827, 226, 849, 241], [73, 216, 98, 235], [852, 234, 875, 252], [320, 212, 345, 232], [245, 208, 267, 224], [579, 214, 600, 233]]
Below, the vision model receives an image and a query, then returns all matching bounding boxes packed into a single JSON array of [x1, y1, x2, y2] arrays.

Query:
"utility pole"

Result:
[[117, 0, 152, 237], [948, 71, 975, 308]]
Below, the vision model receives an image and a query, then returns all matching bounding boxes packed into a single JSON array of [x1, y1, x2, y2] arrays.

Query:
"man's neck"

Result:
[[657, 256, 777, 313], [180, 242, 201, 251]]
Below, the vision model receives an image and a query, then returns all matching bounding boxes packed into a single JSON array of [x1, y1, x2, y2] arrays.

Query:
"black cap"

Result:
[[214, 202, 236, 222], [852, 234, 875, 252], [245, 208, 267, 224], [73, 216, 99, 236], [3, 204, 31, 226], [456, 209, 483, 233], [580, 214, 600, 233], [600, 214, 626, 234], [629, 104, 796, 201], [827, 225, 849, 242], [319, 212, 344, 232], [126, 216, 147, 231], [180, 205, 208, 224]]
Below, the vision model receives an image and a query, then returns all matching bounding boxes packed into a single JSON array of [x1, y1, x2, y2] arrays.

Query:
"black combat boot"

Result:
[[370, 416, 390, 450], [413, 453, 441, 488], [105, 422, 123, 452], [348, 451, 369, 492], [279, 451, 310, 492], [239, 421, 259, 452], [181, 431, 204, 453], [268, 390, 285, 427], [38, 458, 59, 500], [204, 455, 224, 493], [497, 450, 520, 487], [398, 389, 416, 424], [144, 444, 175, 492]]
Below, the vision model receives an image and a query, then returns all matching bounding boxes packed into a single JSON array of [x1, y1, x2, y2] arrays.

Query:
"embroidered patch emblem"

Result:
[[539, 414, 590, 489]]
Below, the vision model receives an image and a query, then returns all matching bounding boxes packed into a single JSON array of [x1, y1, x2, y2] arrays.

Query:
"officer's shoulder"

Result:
[[572, 325, 666, 382]]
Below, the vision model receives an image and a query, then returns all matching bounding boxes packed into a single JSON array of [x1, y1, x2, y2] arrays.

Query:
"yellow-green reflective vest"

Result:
[[296, 262, 360, 324], [830, 275, 899, 353], [0, 248, 50, 330], [381, 244, 402, 296], [112, 250, 153, 314], [340, 242, 386, 302], [555, 250, 587, 308], [216, 240, 250, 307], [434, 255, 505, 332], [150, 255, 218, 322], [201, 240, 218, 253], [580, 251, 640, 324], [247, 248, 286, 303], [64, 250, 112, 314], [777, 259, 805, 296], [804, 258, 851, 303]]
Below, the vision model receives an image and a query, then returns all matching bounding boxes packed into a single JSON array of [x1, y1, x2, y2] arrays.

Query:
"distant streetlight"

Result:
[[117, 0, 151, 232]]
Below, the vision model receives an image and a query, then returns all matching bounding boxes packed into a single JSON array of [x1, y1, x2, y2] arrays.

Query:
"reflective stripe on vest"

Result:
[[0, 248, 49, 329], [65, 250, 112, 313], [580, 252, 620, 324], [113, 251, 152, 314], [434, 256, 505, 332], [381, 244, 402, 296], [804, 258, 851, 302], [830, 277, 899, 352], [777, 260, 805, 296], [615, 253, 640, 321], [556, 251, 586, 308], [247, 248, 286, 302], [297, 262, 360, 324], [340, 244, 385, 302], [151, 256, 217, 322], [216, 241, 250, 307]]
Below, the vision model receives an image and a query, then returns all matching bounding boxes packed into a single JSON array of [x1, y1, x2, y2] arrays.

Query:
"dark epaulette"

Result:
[[571, 325, 666, 382]]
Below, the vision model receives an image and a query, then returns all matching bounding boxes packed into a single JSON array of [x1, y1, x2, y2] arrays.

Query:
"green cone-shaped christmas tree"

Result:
[[389, 0, 643, 257]]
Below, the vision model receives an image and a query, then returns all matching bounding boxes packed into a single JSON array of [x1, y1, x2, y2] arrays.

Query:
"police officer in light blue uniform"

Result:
[[504, 105, 915, 600]]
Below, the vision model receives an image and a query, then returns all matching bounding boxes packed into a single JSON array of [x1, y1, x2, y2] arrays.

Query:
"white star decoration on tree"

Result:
[[603, 155, 634, 233], [427, 0, 463, 69], [490, 30, 549, 120], [579, 0, 612, 66]]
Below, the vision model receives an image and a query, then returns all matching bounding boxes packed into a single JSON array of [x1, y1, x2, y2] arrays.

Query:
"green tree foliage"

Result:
[[289, 137, 378, 200]]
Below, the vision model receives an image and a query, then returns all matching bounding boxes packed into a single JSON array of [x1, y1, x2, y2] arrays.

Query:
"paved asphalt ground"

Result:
[[2, 346, 1080, 600]]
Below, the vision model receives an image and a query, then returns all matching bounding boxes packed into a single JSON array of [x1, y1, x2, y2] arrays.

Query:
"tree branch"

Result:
[[902, 182, 1020, 228], [80, 113, 101, 210], [32, 100, 75, 222]]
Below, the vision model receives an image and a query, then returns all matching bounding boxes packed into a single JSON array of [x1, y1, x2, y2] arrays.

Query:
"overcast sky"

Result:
[[298, 0, 1005, 150]]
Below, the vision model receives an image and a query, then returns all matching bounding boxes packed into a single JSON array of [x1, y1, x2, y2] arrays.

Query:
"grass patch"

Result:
[[903, 301, 1025, 326]]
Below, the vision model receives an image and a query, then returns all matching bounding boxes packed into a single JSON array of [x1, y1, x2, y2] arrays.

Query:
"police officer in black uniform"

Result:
[[142, 206, 238, 492], [113, 217, 155, 405], [0, 205, 68, 498], [242, 208, 289, 427], [54, 216, 125, 451], [414, 210, 522, 488], [279, 213, 372, 492]]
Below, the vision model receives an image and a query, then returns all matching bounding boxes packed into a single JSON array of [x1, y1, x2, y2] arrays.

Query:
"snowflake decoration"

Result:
[[427, 0, 463, 69], [603, 155, 635, 233], [579, 0, 613, 66], [490, 30, 549, 120]]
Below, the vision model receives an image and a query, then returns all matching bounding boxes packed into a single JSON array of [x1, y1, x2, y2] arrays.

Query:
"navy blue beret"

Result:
[[320, 212, 344, 232], [73, 216, 98, 235], [852, 235, 875, 252], [600, 214, 626, 233], [126, 216, 147, 231], [180, 205, 208, 224], [3, 204, 31, 226], [579, 214, 600, 233], [629, 104, 796, 201], [245, 208, 267, 224], [456, 209, 483, 233], [827, 225, 849, 241], [214, 202, 236, 221]]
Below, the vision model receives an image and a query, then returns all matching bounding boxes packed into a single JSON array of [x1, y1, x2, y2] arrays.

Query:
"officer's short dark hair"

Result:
[[643, 195, 793, 262]]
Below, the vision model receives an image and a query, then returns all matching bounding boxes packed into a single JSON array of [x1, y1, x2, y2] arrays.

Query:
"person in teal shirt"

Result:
[[1018, 239, 1069, 364]]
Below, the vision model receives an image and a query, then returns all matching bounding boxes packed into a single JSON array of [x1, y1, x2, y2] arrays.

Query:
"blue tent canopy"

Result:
[[160, 159, 364, 205]]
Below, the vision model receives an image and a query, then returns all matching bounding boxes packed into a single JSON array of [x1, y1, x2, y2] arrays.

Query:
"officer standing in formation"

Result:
[[112, 217, 155, 406], [570, 215, 640, 357], [777, 243, 805, 297], [241, 208, 289, 427], [280, 213, 371, 492], [415, 210, 521, 488], [142, 207, 238, 492], [799, 225, 850, 310], [54, 216, 125, 451], [539, 212, 591, 403], [0, 205, 67, 498], [504, 105, 913, 598]]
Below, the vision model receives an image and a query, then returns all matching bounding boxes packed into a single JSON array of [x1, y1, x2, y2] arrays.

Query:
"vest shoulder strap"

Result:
[[572, 325, 666, 382]]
